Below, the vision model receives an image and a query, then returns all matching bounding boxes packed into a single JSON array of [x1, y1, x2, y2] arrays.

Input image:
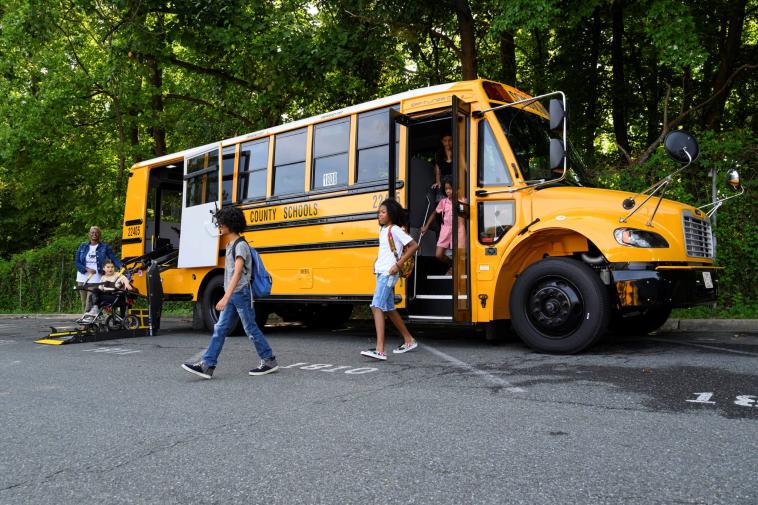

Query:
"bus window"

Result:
[[494, 107, 551, 182], [312, 117, 350, 190], [186, 149, 220, 207], [478, 120, 512, 187], [238, 138, 269, 201], [273, 128, 306, 196], [356, 106, 399, 184], [221, 145, 235, 204], [478, 201, 514, 244]]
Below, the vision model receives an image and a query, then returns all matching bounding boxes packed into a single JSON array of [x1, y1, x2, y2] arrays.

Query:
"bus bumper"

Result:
[[610, 266, 718, 309]]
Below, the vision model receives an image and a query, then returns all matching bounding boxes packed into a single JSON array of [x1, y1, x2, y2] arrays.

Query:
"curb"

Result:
[[660, 319, 757, 332]]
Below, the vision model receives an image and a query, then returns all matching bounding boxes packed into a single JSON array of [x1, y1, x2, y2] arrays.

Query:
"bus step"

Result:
[[408, 315, 454, 321], [414, 276, 453, 295], [407, 297, 452, 317]]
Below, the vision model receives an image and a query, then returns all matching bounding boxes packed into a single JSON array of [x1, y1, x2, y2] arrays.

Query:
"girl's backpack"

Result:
[[233, 238, 272, 298]]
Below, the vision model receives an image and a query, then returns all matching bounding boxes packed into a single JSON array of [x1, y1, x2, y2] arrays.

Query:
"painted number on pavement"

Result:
[[280, 362, 378, 375], [686, 392, 758, 407], [82, 347, 141, 356]]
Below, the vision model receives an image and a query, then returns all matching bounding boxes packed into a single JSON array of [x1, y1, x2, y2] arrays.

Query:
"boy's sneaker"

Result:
[[360, 349, 387, 361], [392, 340, 418, 354], [249, 357, 279, 376], [181, 361, 215, 379]]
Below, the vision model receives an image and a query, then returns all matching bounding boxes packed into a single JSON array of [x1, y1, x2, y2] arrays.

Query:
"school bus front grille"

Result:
[[682, 214, 713, 259]]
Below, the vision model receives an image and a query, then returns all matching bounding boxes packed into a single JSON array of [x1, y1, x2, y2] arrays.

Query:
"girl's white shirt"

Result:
[[374, 225, 413, 274]]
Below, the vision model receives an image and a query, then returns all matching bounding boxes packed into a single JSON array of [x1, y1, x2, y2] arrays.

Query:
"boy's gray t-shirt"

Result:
[[225, 239, 252, 293]]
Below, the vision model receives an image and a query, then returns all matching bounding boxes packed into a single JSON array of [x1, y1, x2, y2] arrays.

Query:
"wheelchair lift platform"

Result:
[[35, 308, 152, 345], [35, 326, 149, 345]]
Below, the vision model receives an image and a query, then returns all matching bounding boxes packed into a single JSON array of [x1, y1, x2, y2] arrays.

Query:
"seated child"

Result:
[[81, 260, 133, 321]]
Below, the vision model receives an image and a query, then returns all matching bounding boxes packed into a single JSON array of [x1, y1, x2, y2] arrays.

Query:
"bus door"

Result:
[[145, 163, 183, 255], [451, 96, 471, 322], [177, 145, 221, 268]]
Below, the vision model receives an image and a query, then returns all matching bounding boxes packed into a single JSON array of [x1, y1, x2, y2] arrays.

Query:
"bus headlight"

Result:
[[614, 228, 669, 248]]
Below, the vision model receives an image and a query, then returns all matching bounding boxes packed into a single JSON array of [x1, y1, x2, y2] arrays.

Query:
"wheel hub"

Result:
[[527, 279, 583, 337]]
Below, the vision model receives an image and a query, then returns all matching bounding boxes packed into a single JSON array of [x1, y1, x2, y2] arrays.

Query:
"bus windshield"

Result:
[[494, 105, 587, 187]]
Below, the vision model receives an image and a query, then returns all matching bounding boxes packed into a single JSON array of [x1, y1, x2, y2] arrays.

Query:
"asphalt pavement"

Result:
[[0, 315, 756, 505]]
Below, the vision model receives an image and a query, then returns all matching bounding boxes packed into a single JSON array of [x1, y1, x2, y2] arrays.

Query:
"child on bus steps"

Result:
[[182, 206, 278, 379], [360, 199, 419, 361], [420, 176, 457, 274]]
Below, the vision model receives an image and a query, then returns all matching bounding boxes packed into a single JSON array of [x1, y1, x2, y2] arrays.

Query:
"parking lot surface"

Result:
[[1, 315, 756, 505]]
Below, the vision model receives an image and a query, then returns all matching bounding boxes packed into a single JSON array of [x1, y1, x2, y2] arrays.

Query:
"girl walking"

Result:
[[361, 199, 419, 361]]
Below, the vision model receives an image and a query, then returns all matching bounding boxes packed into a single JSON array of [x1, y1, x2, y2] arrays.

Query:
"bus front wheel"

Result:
[[510, 257, 610, 354]]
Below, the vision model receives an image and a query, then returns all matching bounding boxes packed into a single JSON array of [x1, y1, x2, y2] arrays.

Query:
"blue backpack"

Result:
[[234, 238, 272, 298]]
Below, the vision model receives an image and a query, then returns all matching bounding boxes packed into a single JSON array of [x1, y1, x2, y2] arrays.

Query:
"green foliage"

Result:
[[0, 0, 756, 316]]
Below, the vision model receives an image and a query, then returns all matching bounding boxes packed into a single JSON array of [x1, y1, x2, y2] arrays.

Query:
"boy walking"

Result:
[[182, 207, 278, 379]]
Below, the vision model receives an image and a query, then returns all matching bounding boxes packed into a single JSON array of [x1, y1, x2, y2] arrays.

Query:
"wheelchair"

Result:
[[75, 284, 140, 331]]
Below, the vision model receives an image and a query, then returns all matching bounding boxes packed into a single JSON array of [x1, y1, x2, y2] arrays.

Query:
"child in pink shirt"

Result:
[[421, 177, 455, 273]]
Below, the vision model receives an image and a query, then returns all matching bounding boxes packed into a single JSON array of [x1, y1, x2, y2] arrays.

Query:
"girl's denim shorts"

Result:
[[370, 273, 398, 312]]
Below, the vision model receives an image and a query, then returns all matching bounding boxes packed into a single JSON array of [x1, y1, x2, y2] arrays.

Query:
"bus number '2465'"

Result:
[[126, 225, 141, 237], [372, 193, 400, 209]]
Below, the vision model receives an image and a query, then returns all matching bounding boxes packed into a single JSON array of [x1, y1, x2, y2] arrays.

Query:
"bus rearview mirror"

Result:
[[549, 99, 565, 131], [550, 138, 566, 170]]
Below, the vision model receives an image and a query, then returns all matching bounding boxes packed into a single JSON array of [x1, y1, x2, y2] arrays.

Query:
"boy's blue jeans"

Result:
[[202, 287, 273, 366]]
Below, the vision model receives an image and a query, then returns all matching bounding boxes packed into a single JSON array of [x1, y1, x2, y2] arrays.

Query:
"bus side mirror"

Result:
[[549, 99, 565, 131], [727, 169, 742, 191], [550, 138, 566, 170], [664, 130, 699, 164]]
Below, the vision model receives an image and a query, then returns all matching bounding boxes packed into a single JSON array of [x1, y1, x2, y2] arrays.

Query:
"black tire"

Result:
[[610, 306, 672, 336], [510, 257, 610, 354], [200, 275, 258, 334], [105, 315, 122, 331], [124, 315, 140, 330], [201, 275, 225, 331]]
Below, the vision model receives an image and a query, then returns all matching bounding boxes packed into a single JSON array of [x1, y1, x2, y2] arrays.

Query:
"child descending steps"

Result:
[[360, 199, 420, 361]]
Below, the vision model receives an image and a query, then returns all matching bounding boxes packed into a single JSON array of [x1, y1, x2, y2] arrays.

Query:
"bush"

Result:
[[0, 229, 122, 313]]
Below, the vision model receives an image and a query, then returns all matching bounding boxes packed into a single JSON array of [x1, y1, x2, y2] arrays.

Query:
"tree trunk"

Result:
[[611, 0, 630, 159], [453, 0, 478, 79], [146, 55, 167, 157], [703, 0, 747, 130], [499, 30, 516, 85], [583, 7, 602, 157]]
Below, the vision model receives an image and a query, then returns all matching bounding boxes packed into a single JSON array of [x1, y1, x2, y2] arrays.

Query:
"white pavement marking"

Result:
[[646, 337, 758, 357], [0, 339, 17, 345], [421, 343, 526, 393]]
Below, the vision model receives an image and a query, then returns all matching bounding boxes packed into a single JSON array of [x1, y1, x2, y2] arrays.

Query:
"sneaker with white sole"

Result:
[[182, 361, 215, 379], [249, 357, 279, 376], [360, 349, 387, 361], [392, 340, 418, 354]]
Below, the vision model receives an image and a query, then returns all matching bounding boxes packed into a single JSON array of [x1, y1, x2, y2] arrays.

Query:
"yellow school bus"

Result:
[[122, 79, 722, 353]]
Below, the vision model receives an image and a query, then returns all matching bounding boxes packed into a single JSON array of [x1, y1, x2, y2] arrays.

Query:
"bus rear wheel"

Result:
[[201, 275, 269, 332], [202, 275, 226, 331], [510, 257, 610, 354]]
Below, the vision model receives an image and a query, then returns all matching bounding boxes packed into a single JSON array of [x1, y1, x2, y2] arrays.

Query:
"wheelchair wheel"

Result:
[[105, 315, 123, 331], [124, 315, 140, 330]]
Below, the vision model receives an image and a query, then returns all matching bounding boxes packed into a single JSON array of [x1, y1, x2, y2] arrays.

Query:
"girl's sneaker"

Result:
[[393, 340, 418, 354], [360, 349, 387, 361]]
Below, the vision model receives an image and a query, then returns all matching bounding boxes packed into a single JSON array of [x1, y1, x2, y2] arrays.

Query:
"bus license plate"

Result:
[[702, 271, 713, 289]]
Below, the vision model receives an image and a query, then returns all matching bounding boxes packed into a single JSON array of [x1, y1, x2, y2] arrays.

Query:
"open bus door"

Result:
[[451, 96, 471, 322], [177, 145, 221, 268]]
